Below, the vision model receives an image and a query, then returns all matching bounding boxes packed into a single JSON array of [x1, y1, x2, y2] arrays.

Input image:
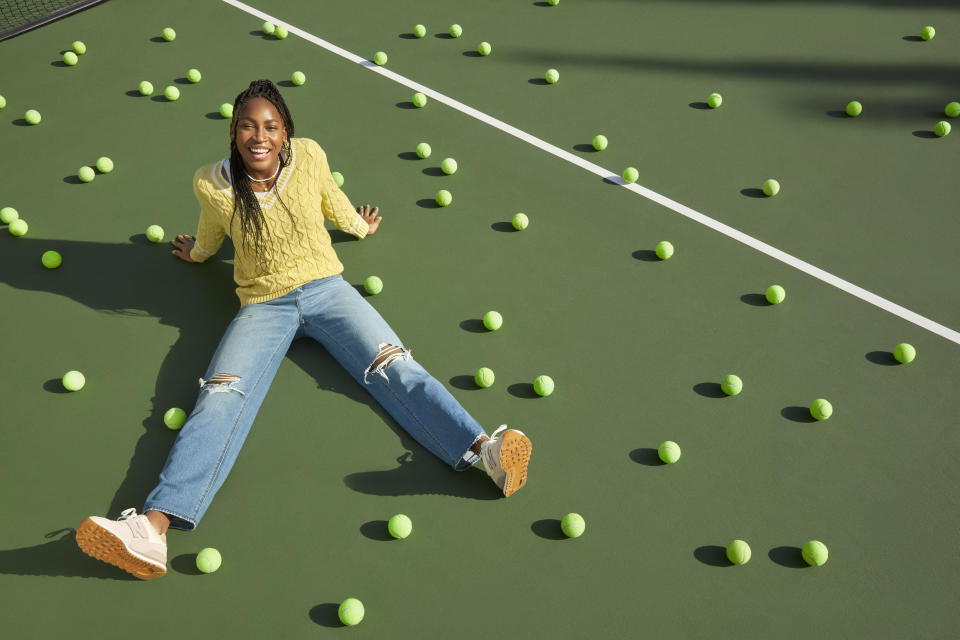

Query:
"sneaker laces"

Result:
[[118, 508, 155, 540]]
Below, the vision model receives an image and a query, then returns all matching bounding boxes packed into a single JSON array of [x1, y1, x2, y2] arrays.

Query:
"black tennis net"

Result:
[[0, 0, 108, 42]]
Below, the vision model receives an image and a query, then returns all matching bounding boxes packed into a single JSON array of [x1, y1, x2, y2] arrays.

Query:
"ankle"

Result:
[[145, 510, 171, 536], [470, 435, 490, 456]]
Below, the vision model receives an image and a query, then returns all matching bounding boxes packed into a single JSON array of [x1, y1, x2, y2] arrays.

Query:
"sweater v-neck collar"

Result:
[[212, 141, 296, 210]]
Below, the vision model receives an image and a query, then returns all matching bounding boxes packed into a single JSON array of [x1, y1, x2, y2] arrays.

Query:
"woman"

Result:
[[75, 79, 533, 580]]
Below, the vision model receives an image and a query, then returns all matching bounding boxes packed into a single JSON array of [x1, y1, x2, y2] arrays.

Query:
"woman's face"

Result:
[[230, 96, 287, 173]]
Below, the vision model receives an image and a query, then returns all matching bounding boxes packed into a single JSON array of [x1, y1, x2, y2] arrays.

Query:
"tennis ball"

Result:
[[25, 109, 41, 124], [946, 102, 960, 118], [219, 103, 233, 118], [42, 250, 62, 269], [412, 92, 428, 107], [765, 284, 786, 304], [164, 86, 180, 101], [96, 156, 114, 173], [78, 166, 95, 183], [62, 370, 86, 391], [187, 68, 201, 83], [721, 374, 743, 396], [413, 24, 426, 38], [72, 41, 86, 55], [449, 24, 462, 38], [0, 95, 5, 109], [275, 25, 288, 39], [512, 212, 529, 230], [622, 167, 639, 183], [548, 0, 560, 5], [161, 27, 176, 42], [846, 100, 862, 117], [387, 514, 412, 539], [146, 225, 164, 243], [138, 81, 154, 96], [291, 71, 306, 86], [330, 171, 344, 187], [0, 207, 18, 223], [592, 134, 608, 151], [196, 547, 221, 573], [164, 407, 187, 430], [262, 21, 275, 35], [920, 25, 935, 41], [373, 51, 388, 66], [9, 219, 28, 236], [440, 158, 458, 174], [533, 375, 554, 397], [810, 398, 833, 421], [655, 240, 674, 260], [482, 310, 503, 331], [763, 178, 780, 196], [726, 540, 751, 565], [545, 68, 559, 84], [658, 440, 681, 464], [934, 121, 951, 137], [478, 42, 492, 56], [560, 513, 585, 538], [435, 189, 452, 206], [893, 343, 916, 364], [802, 540, 828, 566], [364, 275, 383, 295], [63, 51, 79, 66], [415, 142, 431, 158], [338, 598, 364, 626], [707, 92, 722, 108], [475, 367, 495, 388]]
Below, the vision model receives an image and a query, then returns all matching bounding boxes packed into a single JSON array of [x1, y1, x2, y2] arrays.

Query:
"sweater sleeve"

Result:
[[315, 143, 369, 239], [189, 167, 226, 263]]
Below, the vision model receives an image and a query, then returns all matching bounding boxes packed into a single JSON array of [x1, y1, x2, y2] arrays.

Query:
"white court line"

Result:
[[222, 0, 960, 347]]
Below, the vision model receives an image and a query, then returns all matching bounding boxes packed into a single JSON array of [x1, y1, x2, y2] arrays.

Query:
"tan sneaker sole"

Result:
[[500, 430, 532, 497], [76, 517, 167, 580]]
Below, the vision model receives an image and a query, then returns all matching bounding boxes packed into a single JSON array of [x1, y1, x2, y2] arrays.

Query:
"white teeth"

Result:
[[250, 148, 269, 154]]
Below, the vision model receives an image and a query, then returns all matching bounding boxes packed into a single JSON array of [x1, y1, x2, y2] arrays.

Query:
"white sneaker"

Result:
[[480, 425, 532, 497], [76, 508, 167, 579]]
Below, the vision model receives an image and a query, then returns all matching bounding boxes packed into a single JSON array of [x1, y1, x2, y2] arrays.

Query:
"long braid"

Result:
[[228, 79, 296, 268]]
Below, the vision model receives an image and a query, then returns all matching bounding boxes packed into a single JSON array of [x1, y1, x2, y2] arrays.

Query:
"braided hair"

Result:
[[228, 79, 296, 267]]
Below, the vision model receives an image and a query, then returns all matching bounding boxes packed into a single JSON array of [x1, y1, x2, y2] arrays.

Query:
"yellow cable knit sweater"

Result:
[[189, 137, 369, 306]]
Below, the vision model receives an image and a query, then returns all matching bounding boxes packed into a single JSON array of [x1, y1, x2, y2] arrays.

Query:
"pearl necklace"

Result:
[[245, 159, 281, 184]]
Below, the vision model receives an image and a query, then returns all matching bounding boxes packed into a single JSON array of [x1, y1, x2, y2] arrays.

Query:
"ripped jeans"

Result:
[[142, 274, 485, 531]]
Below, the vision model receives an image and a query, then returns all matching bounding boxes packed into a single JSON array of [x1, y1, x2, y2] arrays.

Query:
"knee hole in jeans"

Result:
[[363, 343, 411, 385], [198, 373, 245, 395]]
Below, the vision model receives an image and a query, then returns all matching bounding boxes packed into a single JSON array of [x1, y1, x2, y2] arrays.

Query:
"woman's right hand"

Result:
[[171, 234, 197, 262]]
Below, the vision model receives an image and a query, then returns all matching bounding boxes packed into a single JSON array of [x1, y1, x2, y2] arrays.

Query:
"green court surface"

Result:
[[2, 0, 959, 637]]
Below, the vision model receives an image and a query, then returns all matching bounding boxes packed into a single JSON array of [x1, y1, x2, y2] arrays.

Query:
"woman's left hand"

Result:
[[359, 204, 382, 235]]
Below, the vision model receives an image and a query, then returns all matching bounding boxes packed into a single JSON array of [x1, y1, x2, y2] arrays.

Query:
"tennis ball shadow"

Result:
[[416, 198, 441, 209], [781, 406, 817, 423], [247, 29, 271, 39], [462, 50, 482, 58], [694, 545, 733, 567], [422, 167, 446, 177], [531, 519, 567, 540], [42, 378, 73, 394], [459, 318, 487, 333], [632, 249, 660, 262], [173, 77, 191, 85], [50, 60, 70, 67], [769, 546, 808, 568], [902, 35, 924, 42], [11, 118, 32, 126], [449, 374, 481, 390], [629, 448, 664, 466], [398, 33, 417, 39], [276, 80, 296, 88], [533, 2, 552, 7], [490, 221, 517, 232], [693, 382, 726, 398], [0, 527, 141, 579], [149, 36, 167, 43], [309, 603, 343, 627], [825, 109, 849, 118], [125, 89, 148, 97], [150, 95, 171, 103], [62, 174, 87, 185], [396, 101, 418, 109], [128, 233, 158, 245], [528, 78, 549, 85], [740, 188, 766, 198], [912, 130, 939, 138], [359, 520, 394, 541], [573, 143, 598, 152], [865, 350, 899, 366], [740, 293, 768, 306], [508, 382, 540, 399], [689, 102, 710, 110], [397, 151, 420, 161], [204, 111, 224, 120], [353, 284, 375, 297], [434, 33, 455, 39], [170, 553, 204, 575]]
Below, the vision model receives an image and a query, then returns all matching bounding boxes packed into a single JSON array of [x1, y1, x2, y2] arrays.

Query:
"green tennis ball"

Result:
[[62, 370, 86, 391], [475, 367, 495, 388], [373, 51, 388, 66], [164, 407, 186, 430], [726, 540, 751, 565], [934, 121, 951, 137], [0, 95, 5, 109], [765, 284, 786, 304], [42, 250, 62, 269], [164, 86, 180, 101], [338, 598, 364, 626], [707, 92, 722, 108], [802, 540, 828, 566], [262, 21, 275, 35], [478, 42, 492, 56], [138, 81, 154, 96], [622, 167, 639, 183], [9, 219, 28, 236], [412, 92, 428, 108], [512, 212, 529, 230], [331, 171, 344, 187], [893, 343, 916, 364], [592, 134, 608, 151], [187, 68, 202, 83], [219, 103, 233, 118], [435, 189, 452, 206], [440, 158, 458, 174], [78, 166, 95, 183], [721, 374, 743, 396], [548, 0, 560, 5], [846, 100, 862, 117], [96, 156, 114, 173], [387, 514, 412, 539], [291, 71, 306, 86], [0, 207, 19, 224], [415, 142, 431, 158], [533, 375, 554, 397], [810, 398, 833, 421], [655, 240, 674, 260], [482, 310, 503, 331], [560, 513, 585, 538], [196, 547, 221, 573], [413, 24, 426, 38], [763, 178, 780, 196], [63, 51, 79, 66], [274, 25, 288, 39], [145, 225, 164, 243], [364, 276, 383, 295], [946, 102, 960, 118], [71, 40, 86, 55], [449, 24, 462, 38], [161, 27, 176, 42], [25, 109, 41, 124], [658, 440, 681, 463], [920, 25, 935, 41], [545, 68, 559, 84]]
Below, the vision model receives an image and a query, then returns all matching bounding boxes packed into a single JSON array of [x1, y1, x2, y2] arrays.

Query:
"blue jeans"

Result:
[[143, 274, 485, 531]]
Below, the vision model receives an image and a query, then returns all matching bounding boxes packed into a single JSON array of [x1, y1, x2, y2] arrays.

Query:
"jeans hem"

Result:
[[142, 506, 196, 532]]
